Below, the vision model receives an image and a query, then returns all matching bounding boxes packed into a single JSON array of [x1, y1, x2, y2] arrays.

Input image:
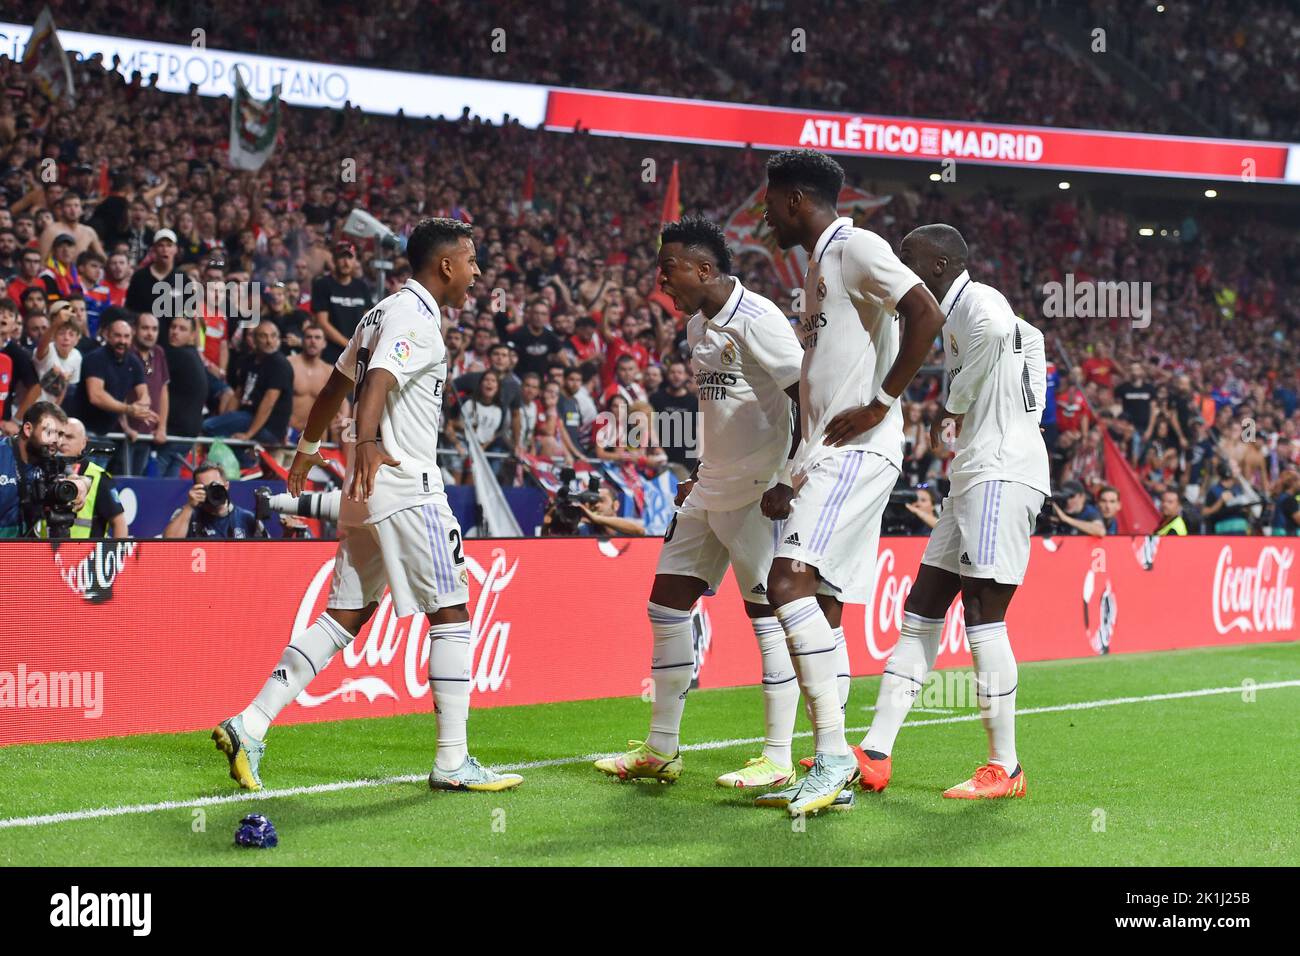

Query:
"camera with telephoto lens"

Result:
[[206, 481, 229, 507], [548, 467, 603, 535]]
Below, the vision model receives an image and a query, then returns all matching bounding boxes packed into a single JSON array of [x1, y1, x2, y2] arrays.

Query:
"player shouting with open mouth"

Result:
[[856, 223, 1049, 800], [213, 218, 523, 795], [595, 216, 813, 793], [757, 149, 945, 816]]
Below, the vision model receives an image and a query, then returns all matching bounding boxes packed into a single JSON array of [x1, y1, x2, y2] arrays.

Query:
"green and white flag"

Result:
[[229, 70, 281, 171]]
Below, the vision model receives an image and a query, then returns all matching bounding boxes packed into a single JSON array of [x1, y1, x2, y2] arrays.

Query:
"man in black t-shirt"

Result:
[[311, 241, 372, 363], [160, 314, 209, 477], [649, 359, 699, 474], [508, 301, 565, 378], [1114, 362, 1154, 434], [125, 230, 194, 337], [203, 320, 293, 455]]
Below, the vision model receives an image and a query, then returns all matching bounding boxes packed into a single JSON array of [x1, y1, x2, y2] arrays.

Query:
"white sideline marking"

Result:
[[1, 679, 1295, 831]]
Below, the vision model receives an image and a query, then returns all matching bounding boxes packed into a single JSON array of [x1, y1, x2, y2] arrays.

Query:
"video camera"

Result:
[[20, 440, 115, 538], [548, 467, 603, 535], [881, 482, 940, 536]]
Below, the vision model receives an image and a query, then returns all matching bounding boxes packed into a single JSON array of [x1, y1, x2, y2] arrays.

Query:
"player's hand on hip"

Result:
[[287, 449, 325, 497], [826, 401, 887, 447], [760, 481, 795, 519], [674, 478, 695, 507], [349, 441, 401, 502]]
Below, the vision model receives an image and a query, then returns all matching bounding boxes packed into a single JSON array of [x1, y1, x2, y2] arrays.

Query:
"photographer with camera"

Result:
[[1047, 479, 1107, 537], [163, 460, 268, 539], [1201, 459, 1256, 535], [0, 401, 92, 538], [540, 468, 644, 537]]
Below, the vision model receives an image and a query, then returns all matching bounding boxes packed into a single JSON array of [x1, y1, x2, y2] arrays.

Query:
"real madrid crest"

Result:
[[949, 334, 959, 356], [816, 276, 827, 301], [721, 342, 738, 366]]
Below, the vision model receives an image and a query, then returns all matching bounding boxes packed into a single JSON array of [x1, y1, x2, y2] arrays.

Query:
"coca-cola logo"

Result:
[[53, 540, 138, 604], [294, 548, 516, 708], [1212, 545, 1294, 636], [862, 548, 966, 661]]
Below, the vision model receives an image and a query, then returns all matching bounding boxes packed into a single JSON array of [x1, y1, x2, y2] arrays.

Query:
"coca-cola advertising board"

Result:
[[0, 535, 1295, 746]]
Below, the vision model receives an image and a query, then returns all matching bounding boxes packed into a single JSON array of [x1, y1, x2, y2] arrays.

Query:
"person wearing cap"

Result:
[[310, 240, 371, 364], [38, 192, 105, 260], [125, 228, 193, 336], [1051, 479, 1106, 536], [38, 232, 83, 301]]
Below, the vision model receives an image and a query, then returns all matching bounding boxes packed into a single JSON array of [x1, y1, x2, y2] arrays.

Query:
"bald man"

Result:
[[61, 416, 129, 538], [855, 223, 1050, 800]]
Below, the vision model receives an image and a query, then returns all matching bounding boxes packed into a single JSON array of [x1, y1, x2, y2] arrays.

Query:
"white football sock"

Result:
[[831, 625, 851, 715], [646, 602, 694, 755], [753, 616, 798, 766], [862, 612, 943, 756], [241, 612, 354, 740], [775, 596, 847, 756], [428, 621, 473, 771], [967, 621, 1019, 770]]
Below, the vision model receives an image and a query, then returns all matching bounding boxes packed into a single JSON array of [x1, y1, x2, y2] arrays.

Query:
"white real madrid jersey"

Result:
[[939, 271, 1051, 497], [687, 279, 803, 511], [794, 217, 923, 475], [335, 278, 450, 524]]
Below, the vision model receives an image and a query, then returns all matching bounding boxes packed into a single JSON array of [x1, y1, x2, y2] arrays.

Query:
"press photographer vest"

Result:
[[36, 461, 104, 540]]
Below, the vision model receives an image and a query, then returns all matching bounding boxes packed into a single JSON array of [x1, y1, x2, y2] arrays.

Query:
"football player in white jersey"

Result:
[[213, 218, 523, 794], [758, 149, 946, 816], [596, 217, 824, 793], [857, 223, 1050, 800]]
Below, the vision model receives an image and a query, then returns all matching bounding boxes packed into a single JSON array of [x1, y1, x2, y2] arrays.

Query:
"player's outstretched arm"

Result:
[[287, 368, 352, 497], [825, 285, 944, 446], [348, 368, 402, 502], [880, 283, 947, 403]]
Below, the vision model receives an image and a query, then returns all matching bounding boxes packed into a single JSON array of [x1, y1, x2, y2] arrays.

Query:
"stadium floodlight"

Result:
[[343, 208, 400, 248], [1139, 227, 1155, 236], [1204, 189, 1218, 198], [1058, 181, 1070, 190]]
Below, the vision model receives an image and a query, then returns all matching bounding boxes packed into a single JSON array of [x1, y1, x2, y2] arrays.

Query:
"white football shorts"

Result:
[[922, 479, 1045, 585], [772, 449, 897, 604], [327, 496, 470, 617], [656, 494, 784, 604]]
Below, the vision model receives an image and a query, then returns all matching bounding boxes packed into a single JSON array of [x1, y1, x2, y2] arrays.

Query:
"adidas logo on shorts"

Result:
[[784, 532, 801, 546], [960, 552, 972, 566], [271, 668, 289, 686], [750, 583, 767, 594]]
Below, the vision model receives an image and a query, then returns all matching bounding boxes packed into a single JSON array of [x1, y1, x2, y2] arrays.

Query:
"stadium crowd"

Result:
[[13, 0, 1296, 139], [1, 43, 1297, 539]]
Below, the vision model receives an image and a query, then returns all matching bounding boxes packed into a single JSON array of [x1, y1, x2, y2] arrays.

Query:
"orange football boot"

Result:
[[942, 763, 1026, 799], [802, 747, 892, 791], [852, 745, 892, 792]]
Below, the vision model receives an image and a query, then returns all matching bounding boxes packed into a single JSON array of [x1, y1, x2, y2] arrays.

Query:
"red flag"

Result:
[[97, 159, 110, 200], [659, 160, 681, 235], [1101, 430, 1159, 534]]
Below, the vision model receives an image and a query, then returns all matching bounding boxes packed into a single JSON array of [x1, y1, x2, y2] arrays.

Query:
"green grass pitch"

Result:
[[1, 642, 1296, 866]]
